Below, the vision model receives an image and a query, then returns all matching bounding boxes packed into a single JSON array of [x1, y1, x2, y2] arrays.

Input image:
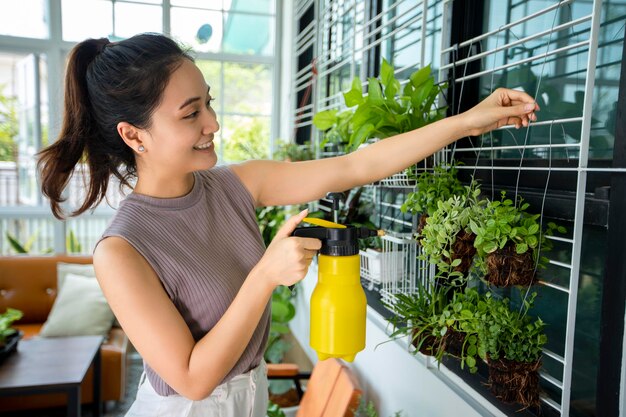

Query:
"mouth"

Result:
[[193, 140, 214, 151]]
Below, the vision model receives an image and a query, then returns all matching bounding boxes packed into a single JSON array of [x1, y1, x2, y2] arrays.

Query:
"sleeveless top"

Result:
[[98, 166, 270, 396]]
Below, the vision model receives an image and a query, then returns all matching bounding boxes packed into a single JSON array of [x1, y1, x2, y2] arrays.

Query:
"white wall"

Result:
[[290, 261, 508, 417]]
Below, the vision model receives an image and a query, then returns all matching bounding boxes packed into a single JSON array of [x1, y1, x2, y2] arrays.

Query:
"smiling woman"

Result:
[[34, 31, 537, 417]]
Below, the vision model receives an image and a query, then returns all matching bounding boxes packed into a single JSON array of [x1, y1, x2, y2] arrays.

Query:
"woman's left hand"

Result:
[[462, 88, 539, 136]]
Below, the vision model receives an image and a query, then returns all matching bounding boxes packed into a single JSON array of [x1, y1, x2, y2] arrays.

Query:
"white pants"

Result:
[[125, 361, 268, 417]]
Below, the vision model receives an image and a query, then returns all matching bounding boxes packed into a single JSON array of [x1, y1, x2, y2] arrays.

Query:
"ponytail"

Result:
[[37, 34, 191, 219], [38, 38, 109, 219]]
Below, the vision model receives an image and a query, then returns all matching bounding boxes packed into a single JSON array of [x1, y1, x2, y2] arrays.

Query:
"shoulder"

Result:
[[94, 236, 145, 274]]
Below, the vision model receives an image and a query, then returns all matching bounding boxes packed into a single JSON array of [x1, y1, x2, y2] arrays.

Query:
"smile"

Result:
[[193, 141, 213, 150]]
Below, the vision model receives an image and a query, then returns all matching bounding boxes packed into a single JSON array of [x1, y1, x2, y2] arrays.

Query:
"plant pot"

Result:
[[443, 328, 466, 358], [487, 357, 542, 409], [486, 243, 535, 286], [0, 330, 22, 362], [269, 387, 300, 408], [441, 230, 476, 276], [411, 328, 442, 357], [415, 214, 428, 244]]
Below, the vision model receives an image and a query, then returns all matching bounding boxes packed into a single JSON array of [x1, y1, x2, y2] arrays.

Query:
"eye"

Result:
[[206, 97, 216, 107], [183, 110, 199, 119]]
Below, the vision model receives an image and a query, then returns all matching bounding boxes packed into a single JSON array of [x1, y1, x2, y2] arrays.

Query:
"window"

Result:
[[0, 0, 278, 254]]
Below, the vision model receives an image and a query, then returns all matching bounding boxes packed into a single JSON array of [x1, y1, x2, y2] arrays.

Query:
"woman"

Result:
[[37, 33, 537, 416]]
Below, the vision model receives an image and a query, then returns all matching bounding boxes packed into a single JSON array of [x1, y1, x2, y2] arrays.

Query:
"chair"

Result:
[[267, 358, 362, 417]]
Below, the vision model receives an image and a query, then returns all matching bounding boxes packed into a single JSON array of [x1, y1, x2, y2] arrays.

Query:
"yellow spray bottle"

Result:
[[292, 205, 380, 362]]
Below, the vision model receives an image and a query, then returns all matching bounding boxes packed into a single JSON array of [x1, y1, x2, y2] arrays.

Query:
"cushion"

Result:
[[57, 262, 96, 289], [40, 273, 114, 337]]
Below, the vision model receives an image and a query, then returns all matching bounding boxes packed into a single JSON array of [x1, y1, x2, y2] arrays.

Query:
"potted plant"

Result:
[[342, 59, 447, 154], [434, 287, 484, 374], [273, 140, 314, 162], [470, 191, 565, 286], [419, 183, 486, 280], [476, 292, 547, 409], [312, 108, 353, 156], [401, 164, 465, 239], [385, 282, 449, 359], [0, 308, 23, 360]]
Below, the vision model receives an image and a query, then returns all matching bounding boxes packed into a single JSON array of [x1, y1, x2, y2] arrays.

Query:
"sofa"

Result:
[[0, 255, 130, 412]]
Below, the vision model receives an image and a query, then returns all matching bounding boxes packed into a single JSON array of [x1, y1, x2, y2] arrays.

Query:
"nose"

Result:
[[201, 107, 220, 135]]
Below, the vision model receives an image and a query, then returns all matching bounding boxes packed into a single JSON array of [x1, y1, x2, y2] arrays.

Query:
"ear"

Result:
[[117, 122, 145, 153]]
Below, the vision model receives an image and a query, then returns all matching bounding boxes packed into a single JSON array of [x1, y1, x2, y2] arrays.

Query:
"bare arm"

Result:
[[232, 88, 539, 207], [94, 210, 319, 400]]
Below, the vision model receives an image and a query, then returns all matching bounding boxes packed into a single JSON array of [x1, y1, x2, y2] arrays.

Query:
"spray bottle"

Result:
[[292, 193, 382, 362]]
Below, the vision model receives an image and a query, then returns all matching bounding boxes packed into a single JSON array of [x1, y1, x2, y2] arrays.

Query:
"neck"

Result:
[[133, 172, 195, 199]]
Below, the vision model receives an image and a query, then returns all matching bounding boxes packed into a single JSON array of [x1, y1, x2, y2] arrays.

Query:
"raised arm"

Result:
[[232, 88, 539, 207], [94, 210, 319, 400]]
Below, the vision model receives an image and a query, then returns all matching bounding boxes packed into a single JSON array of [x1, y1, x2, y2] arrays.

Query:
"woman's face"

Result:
[[142, 58, 219, 175]]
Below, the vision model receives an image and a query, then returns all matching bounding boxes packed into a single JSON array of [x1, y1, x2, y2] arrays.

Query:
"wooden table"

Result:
[[0, 335, 103, 417]]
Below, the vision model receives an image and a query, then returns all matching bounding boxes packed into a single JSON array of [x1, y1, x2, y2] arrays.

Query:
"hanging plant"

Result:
[[476, 292, 547, 410], [401, 164, 465, 240], [470, 191, 566, 286], [419, 183, 486, 281], [434, 287, 485, 374], [384, 282, 449, 359]]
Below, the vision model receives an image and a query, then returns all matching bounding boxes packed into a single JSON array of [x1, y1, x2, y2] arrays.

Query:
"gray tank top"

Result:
[[99, 166, 270, 396]]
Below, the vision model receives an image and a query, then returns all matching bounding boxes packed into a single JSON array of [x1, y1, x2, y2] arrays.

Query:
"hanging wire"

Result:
[[514, 0, 565, 206]]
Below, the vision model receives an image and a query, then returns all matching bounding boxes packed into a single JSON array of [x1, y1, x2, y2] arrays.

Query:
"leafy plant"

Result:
[[419, 183, 486, 280], [342, 59, 447, 152], [6, 230, 53, 254], [401, 164, 465, 217], [0, 308, 23, 345], [312, 108, 354, 152], [0, 86, 18, 162], [66, 229, 83, 254], [265, 285, 297, 364], [476, 292, 547, 364], [267, 400, 287, 417], [385, 282, 449, 359], [470, 191, 564, 260], [435, 287, 485, 373], [273, 140, 314, 162], [256, 206, 288, 248], [355, 399, 405, 417]]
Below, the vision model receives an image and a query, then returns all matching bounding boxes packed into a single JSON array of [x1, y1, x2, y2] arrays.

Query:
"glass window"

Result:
[[0, 52, 47, 207], [62, 0, 113, 41], [226, 0, 275, 14], [171, 7, 223, 53], [223, 63, 272, 114], [222, 13, 275, 56], [171, 0, 222, 9], [196, 60, 222, 106], [114, 3, 162, 39], [0, 0, 48, 39], [222, 115, 270, 163]]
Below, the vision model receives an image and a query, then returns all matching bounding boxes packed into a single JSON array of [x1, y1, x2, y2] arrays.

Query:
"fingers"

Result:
[[496, 102, 539, 126], [496, 88, 540, 110], [294, 237, 323, 251], [274, 209, 309, 239]]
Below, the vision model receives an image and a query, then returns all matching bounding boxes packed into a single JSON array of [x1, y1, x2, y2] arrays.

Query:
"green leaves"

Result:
[[312, 109, 339, 130], [314, 58, 445, 153], [343, 77, 364, 107], [0, 308, 23, 344]]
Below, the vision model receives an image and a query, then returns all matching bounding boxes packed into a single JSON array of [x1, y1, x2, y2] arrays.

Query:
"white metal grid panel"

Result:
[[438, 0, 605, 415]]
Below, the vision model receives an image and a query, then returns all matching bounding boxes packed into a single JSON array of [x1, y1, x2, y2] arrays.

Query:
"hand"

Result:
[[461, 88, 540, 136], [255, 209, 322, 288]]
